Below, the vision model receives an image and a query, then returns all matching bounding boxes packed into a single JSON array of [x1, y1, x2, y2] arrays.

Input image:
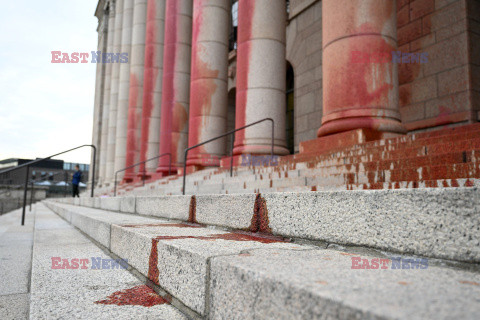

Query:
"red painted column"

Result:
[[138, 0, 166, 177], [124, 0, 148, 182], [186, 0, 229, 168], [318, 0, 405, 137], [234, 0, 289, 156], [156, 0, 193, 175]]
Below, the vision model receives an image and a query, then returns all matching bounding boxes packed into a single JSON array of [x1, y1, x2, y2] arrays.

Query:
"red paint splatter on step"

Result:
[[249, 194, 272, 233], [95, 285, 168, 307], [152, 231, 286, 244], [122, 223, 201, 228]]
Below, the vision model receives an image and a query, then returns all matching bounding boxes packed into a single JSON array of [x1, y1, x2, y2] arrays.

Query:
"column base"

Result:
[[301, 128, 404, 154], [317, 117, 407, 138], [233, 144, 290, 157]]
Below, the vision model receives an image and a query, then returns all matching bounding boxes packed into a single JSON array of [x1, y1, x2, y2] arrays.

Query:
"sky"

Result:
[[0, 0, 99, 164]]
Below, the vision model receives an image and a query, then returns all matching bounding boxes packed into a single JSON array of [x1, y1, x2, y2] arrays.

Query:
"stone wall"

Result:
[[397, 0, 479, 131], [286, 0, 322, 153], [225, 0, 479, 153]]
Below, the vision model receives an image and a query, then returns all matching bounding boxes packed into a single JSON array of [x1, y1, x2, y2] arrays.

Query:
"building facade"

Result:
[[91, 0, 480, 187]]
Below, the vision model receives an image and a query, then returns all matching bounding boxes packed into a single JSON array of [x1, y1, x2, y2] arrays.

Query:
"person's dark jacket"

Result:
[[72, 171, 82, 186]]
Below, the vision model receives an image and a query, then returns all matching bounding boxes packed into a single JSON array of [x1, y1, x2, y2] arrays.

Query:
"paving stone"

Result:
[[30, 204, 187, 319]]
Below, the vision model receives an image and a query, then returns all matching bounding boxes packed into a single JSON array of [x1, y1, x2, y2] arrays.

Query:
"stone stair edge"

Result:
[[47, 187, 480, 264]]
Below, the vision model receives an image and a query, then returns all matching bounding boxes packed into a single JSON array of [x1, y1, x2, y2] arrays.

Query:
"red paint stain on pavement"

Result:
[[95, 285, 168, 307]]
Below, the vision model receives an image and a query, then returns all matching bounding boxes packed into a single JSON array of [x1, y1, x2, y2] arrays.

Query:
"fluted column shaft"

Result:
[[113, 0, 134, 181], [99, 2, 116, 185], [318, 0, 405, 137], [124, 0, 148, 181], [106, 0, 125, 185], [186, 0, 230, 168], [156, 0, 193, 175], [139, 0, 166, 174]]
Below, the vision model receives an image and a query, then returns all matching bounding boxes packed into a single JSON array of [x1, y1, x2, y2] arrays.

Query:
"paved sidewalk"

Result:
[[0, 206, 35, 320]]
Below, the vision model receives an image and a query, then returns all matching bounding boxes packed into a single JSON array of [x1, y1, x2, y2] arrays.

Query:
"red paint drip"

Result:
[[189, 195, 197, 223], [249, 193, 272, 233], [148, 238, 160, 285], [95, 285, 168, 307]]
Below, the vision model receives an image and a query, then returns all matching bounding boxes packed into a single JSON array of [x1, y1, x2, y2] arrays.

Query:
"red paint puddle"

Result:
[[95, 285, 169, 307]]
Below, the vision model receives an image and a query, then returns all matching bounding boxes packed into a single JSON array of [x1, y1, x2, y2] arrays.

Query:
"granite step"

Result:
[[44, 198, 480, 319]]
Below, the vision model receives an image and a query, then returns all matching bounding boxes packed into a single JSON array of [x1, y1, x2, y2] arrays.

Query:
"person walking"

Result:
[[72, 165, 82, 197]]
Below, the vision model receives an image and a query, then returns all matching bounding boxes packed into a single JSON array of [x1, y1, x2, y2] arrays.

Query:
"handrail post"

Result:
[[182, 151, 188, 195], [230, 133, 234, 177], [90, 145, 96, 198], [29, 180, 34, 212], [21, 165, 29, 226], [114, 172, 118, 197]]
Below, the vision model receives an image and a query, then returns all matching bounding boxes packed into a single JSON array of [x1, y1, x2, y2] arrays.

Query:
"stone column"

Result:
[[233, 0, 289, 156], [124, 0, 148, 182], [90, 8, 108, 188], [113, 0, 134, 182], [318, 0, 405, 137], [99, 2, 116, 186], [105, 0, 124, 185], [186, 0, 229, 169], [139, 0, 166, 175], [156, 0, 193, 175]]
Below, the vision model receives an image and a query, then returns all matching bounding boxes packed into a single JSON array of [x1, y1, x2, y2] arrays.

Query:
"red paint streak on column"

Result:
[[139, 0, 159, 175], [157, 0, 182, 175], [95, 285, 169, 307], [233, 0, 254, 155], [187, 1, 221, 166], [125, 74, 139, 181], [319, 0, 404, 137]]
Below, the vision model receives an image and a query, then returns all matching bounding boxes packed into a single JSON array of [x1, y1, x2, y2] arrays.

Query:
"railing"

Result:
[[114, 153, 172, 197], [182, 118, 274, 195], [0, 144, 96, 226]]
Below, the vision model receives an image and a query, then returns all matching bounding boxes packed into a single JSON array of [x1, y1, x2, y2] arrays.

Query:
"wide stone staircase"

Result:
[[10, 186, 474, 319], [3, 124, 479, 319], [105, 123, 480, 197]]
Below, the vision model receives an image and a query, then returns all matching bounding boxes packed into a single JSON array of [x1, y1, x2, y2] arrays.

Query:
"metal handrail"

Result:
[[114, 153, 172, 197], [0, 144, 96, 226], [182, 118, 274, 195]]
